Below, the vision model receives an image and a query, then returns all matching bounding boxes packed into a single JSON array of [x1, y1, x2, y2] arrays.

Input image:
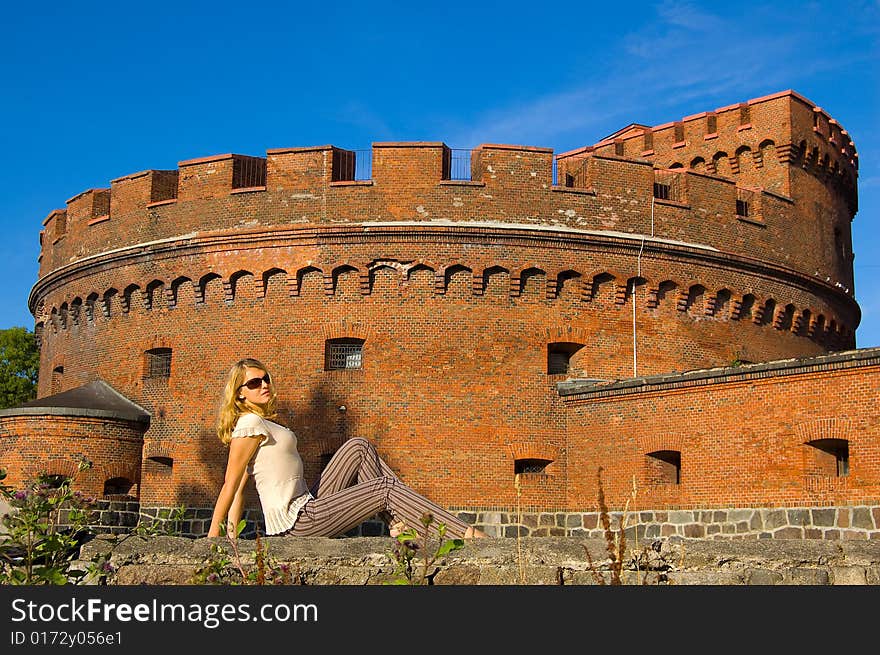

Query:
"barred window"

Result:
[[653, 182, 671, 200], [514, 458, 552, 475], [145, 348, 172, 378], [736, 199, 750, 217], [325, 338, 364, 370]]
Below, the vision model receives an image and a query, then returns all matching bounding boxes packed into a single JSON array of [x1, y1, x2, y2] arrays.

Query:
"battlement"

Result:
[[35, 91, 859, 317], [567, 90, 858, 215]]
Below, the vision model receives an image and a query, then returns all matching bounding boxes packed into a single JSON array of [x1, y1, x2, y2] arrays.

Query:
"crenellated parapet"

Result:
[[37, 122, 857, 305], [568, 89, 858, 215]]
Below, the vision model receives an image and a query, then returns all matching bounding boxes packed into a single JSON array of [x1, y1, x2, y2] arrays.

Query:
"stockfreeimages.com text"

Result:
[[10, 598, 317, 629]]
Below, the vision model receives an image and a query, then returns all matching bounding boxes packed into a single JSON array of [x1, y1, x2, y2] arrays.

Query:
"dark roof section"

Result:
[[557, 347, 880, 399], [598, 123, 652, 143], [0, 380, 151, 424]]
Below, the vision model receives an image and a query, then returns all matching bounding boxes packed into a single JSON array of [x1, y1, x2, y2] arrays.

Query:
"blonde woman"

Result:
[[207, 358, 487, 539]]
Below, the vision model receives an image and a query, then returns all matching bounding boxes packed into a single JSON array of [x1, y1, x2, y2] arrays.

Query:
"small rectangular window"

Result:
[[736, 199, 749, 217], [146, 348, 172, 378], [673, 122, 685, 143], [653, 182, 671, 200], [805, 438, 849, 478], [647, 450, 681, 485], [514, 458, 552, 475], [326, 338, 364, 370], [547, 342, 584, 375]]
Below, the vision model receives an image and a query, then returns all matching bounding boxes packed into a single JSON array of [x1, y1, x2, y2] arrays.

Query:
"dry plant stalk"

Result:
[[584, 466, 627, 585], [514, 473, 526, 584]]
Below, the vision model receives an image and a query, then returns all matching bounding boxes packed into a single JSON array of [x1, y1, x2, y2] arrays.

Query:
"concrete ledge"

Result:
[[77, 534, 880, 586]]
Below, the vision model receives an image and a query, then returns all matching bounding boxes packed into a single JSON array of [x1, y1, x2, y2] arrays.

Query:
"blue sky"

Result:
[[2, 1, 878, 345]]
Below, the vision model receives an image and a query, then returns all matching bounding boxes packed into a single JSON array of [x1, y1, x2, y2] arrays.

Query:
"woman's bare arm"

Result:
[[207, 435, 262, 537]]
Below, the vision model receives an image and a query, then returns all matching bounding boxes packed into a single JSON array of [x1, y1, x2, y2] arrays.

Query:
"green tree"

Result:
[[0, 326, 39, 409]]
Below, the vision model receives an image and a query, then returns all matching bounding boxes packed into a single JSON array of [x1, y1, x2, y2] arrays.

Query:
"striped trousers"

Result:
[[286, 437, 471, 538]]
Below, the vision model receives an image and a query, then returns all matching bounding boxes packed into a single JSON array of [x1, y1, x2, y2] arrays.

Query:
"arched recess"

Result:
[[655, 280, 679, 312], [588, 272, 616, 306], [122, 285, 142, 314], [685, 284, 706, 315], [796, 308, 812, 336], [712, 151, 730, 177], [262, 268, 288, 300], [296, 265, 323, 297], [481, 265, 510, 298], [102, 288, 118, 318], [553, 269, 582, 301], [518, 267, 546, 300], [229, 270, 256, 304], [442, 263, 472, 298], [546, 342, 585, 376], [638, 433, 684, 487], [170, 276, 194, 308], [737, 294, 756, 322], [332, 264, 361, 297], [624, 276, 648, 303], [70, 297, 82, 325], [759, 139, 776, 168], [690, 156, 706, 172], [812, 314, 827, 341], [757, 298, 776, 326], [735, 145, 754, 175], [197, 273, 222, 305], [145, 279, 166, 310], [368, 264, 399, 296], [59, 302, 69, 329], [713, 288, 732, 319], [85, 292, 99, 322], [403, 263, 436, 298], [776, 303, 796, 331]]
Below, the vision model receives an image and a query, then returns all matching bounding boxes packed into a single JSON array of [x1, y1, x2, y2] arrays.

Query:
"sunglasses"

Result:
[[239, 373, 271, 390]]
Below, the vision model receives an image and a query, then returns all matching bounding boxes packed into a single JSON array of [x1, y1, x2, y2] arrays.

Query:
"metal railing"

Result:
[[557, 157, 590, 188], [446, 149, 473, 181], [736, 186, 756, 217], [654, 169, 683, 202], [233, 157, 267, 189], [333, 149, 372, 182]]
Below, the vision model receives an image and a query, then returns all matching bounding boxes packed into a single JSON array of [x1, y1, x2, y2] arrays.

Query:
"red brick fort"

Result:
[[2, 89, 878, 539]]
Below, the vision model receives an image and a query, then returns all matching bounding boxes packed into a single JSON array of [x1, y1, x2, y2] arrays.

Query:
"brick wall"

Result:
[[16, 90, 868, 528]]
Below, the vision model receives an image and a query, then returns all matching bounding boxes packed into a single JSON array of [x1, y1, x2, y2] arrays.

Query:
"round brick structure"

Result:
[[2, 89, 872, 537]]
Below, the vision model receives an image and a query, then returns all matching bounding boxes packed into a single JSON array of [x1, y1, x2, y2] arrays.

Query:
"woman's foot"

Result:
[[464, 526, 488, 539]]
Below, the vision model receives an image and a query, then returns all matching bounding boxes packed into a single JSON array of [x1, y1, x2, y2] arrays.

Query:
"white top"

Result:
[[231, 412, 314, 535]]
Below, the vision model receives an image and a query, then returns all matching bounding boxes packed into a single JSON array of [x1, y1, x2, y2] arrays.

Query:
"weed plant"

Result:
[[0, 460, 113, 585], [192, 520, 297, 585], [385, 512, 464, 585]]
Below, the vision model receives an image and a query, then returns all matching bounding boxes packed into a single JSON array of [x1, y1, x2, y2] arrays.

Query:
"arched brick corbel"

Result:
[[794, 417, 852, 444], [434, 261, 473, 296], [505, 441, 560, 468], [143, 440, 174, 462], [97, 461, 142, 494], [637, 433, 685, 456], [41, 457, 83, 480], [541, 324, 592, 346], [320, 318, 372, 342]]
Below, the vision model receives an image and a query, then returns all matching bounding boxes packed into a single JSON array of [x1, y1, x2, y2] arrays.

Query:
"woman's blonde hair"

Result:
[[216, 358, 278, 444]]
